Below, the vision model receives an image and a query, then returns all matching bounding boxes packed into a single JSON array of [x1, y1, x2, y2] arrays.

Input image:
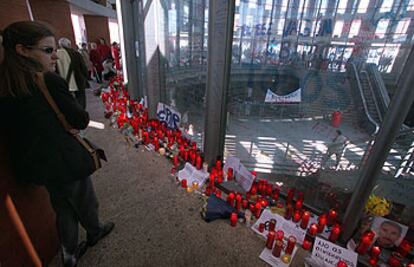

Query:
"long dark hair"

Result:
[[0, 21, 54, 97]]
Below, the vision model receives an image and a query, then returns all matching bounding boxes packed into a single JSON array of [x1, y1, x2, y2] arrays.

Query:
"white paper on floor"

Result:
[[178, 163, 209, 187]]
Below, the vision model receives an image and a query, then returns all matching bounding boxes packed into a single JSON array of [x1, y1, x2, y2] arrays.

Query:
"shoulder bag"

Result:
[[34, 73, 106, 172]]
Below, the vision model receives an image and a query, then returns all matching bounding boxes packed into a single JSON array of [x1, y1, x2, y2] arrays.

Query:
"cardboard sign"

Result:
[[223, 156, 255, 192], [252, 209, 307, 244], [157, 103, 181, 129], [312, 237, 358, 267]]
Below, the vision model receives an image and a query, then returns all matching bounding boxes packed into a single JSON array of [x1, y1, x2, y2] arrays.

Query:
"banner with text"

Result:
[[264, 88, 301, 103]]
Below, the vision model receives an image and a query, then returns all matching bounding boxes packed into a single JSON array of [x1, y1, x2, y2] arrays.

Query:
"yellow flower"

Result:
[[365, 194, 391, 216]]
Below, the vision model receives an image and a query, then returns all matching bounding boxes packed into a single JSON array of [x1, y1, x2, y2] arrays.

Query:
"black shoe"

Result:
[[62, 242, 88, 267], [87, 222, 115, 247]]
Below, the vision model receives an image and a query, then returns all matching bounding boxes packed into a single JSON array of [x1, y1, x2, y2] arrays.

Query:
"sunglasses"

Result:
[[26, 46, 57, 54]]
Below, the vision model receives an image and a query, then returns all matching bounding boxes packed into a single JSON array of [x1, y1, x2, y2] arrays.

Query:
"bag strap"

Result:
[[34, 73, 72, 131], [34, 73, 95, 155]]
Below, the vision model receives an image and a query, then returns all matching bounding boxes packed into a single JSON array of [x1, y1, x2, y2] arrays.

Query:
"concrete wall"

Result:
[[30, 0, 76, 44], [84, 15, 110, 44], [0, 0, 30, 30], [0, 141, 59, 266]]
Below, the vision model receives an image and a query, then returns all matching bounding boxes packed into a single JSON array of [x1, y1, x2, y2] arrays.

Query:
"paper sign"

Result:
[[259, 239, 298, 267], [251, 209, 307, 244], [157, 102, 181, 129], [178, 163, 209, 187], [312, 237, 358, 267], [223, 156, 255, 192]]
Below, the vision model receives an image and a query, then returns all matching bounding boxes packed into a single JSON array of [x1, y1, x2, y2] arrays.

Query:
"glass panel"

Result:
[[161, 0, 208, 147], [349, 19, 361, 37], [375, 19, 389, 39], [337, 0, 348, 13], [380, 0, 394, 12], [357, 0, 370, 13]]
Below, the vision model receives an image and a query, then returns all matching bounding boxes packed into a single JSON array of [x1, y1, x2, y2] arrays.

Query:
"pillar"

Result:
[[203, 0, 236, 164]]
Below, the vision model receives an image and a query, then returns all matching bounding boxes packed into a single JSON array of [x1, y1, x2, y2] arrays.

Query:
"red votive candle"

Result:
[[302, 240, 312, 250], [272, 189, 280, 201], [318, 214, 327, 233], [356, 235, 373, 255], [258, 223, 265, 233], [329, 224, 341, 243], [235, 194, 242, 211], [266, 231, 276, 249], [216, 160, 221, 170], [276, 230, 284, 241], [181, 179, 187, 188], [250, 185, 257, 195], [254, 202, 262, 218], [272, 240, 283, 257], [300, 211, 311, 229], [268, 219, 277, 232], [242, 199, 248, 209], [227, 168, 233, 180], [266, 184, 273, 196], [173, 155, 179, 168], [336, 260, 348, 267], [249, 203, 255, 212], [327, 209, 337, 226], [397, 239, 412, 257], [285, 236, 297, 255], [230, 212, 237, 227], [215, 190, 222, 198], [153, 137, 159, 150], [284, 204, 293, 220], [368, 257, 378, 267], [295, 200, 303, 210], [205, 186, 212, 196], [370, 246, 381, 258], [227, 192, 235, 206], [388, 252, 402, 267], [196, 155, 202, 170], [308, 223, 318, 237], [293, 210, 301, 223], [287, 188, 295, 204]]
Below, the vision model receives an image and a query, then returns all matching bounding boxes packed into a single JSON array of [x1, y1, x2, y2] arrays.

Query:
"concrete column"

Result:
[[119, 0, 143, 99], [0, 0, 31, 29], [30, 0, 75, 43], [84, 15, 110, 44], [203, 0, 235, 164], [341, 48, 414, 241]]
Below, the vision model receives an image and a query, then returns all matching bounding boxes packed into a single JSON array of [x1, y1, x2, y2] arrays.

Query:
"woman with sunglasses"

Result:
[[0, 21, 114, 267]]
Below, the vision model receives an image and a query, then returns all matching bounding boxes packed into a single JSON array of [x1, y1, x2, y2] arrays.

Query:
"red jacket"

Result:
[[89, 49, 103, 72]]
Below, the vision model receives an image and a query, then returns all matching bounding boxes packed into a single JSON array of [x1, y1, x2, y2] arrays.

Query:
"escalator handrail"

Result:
[[348, 63, 380, 134]]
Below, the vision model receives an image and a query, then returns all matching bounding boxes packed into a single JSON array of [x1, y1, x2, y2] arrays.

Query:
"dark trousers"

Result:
[[46, 177, 102, 259]]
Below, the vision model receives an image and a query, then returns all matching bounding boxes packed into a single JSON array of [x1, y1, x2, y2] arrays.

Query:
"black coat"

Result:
[[0, 72, 94, 186]]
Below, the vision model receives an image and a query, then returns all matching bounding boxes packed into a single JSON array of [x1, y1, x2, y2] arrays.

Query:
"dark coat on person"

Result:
[[63, 47, 90, 91], [0, 72, 93, 187]]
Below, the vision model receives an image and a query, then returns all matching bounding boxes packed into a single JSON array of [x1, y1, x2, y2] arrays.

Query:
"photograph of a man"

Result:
[[372, 217, 408, 249]]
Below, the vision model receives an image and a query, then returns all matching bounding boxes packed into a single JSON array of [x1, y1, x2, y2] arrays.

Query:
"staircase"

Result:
[[359, 71, 382, 124]]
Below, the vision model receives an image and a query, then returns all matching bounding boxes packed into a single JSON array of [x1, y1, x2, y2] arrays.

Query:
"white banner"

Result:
[[157, 103, 181, 129], [264, 88, 301, 103]]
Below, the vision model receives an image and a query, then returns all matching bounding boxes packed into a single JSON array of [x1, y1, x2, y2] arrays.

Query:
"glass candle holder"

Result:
[[388, 252, 403, 267], [285, 236, 297, 255], [266, 231, 276, 249], [272, 240, 283, 257], [181, 179, 187, 188], [318, 214, 327, 233], [300, 211, 311, 229]]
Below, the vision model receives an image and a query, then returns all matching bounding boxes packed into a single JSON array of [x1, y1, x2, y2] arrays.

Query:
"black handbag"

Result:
[[34, 73, 106, 172]]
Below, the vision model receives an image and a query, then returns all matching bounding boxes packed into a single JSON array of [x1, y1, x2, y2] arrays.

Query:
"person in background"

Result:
[[89, 42, 103, 83], [111, 42, 121, 70], [79, 42, 93, 80], [0, 21, 114, 267], [97, 37, 111, 61], [56, 38, 89, 109], [322, 130, 347, 169], [102, 57, 116, 81]]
